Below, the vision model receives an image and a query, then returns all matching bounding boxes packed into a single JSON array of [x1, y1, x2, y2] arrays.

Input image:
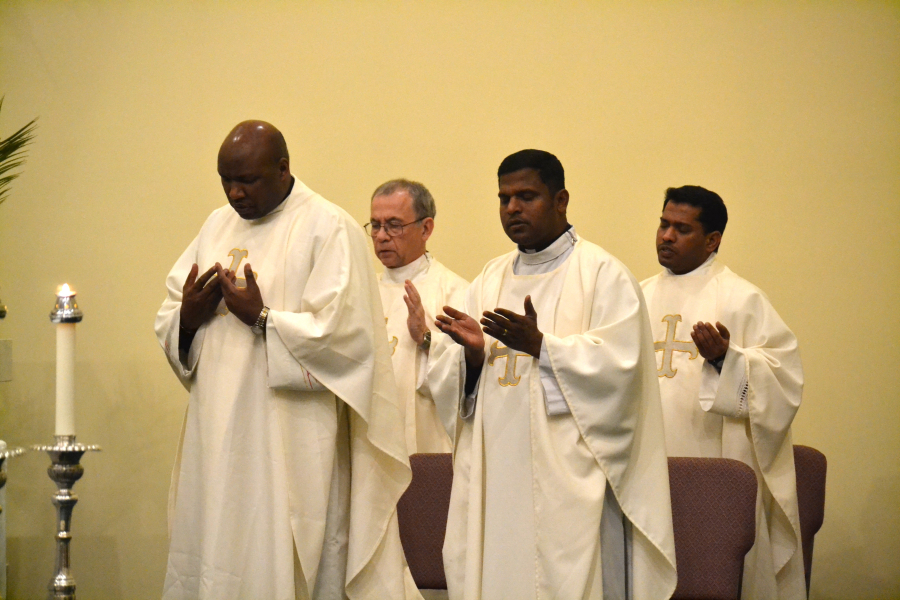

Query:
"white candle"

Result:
[[54, 284, 77, 437]]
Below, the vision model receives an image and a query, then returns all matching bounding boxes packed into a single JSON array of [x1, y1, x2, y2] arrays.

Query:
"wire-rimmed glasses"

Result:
[[364, 218, 424, 237]]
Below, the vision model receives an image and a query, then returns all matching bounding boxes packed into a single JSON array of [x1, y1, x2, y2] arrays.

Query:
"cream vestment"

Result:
[[641, 253, 805, 600], [156, 180, 421, 600], [430, 234, 677, 600], [378, 254, 468, 454]]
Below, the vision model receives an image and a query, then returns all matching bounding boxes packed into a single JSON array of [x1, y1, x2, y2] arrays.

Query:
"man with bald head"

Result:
[[156, 121, 420, 599], [368, 179, 468, 454]]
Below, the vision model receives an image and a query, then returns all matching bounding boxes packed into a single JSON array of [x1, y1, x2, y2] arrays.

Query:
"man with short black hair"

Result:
[[368, 178, 468, 454], [430, 149, 677, 600], [156, 121, 420, 599], [641, 185, 806, 600]]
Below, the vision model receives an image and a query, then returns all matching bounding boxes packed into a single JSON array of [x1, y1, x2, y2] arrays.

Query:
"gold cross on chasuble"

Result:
[[385, 318, 398, 356], [488, 341, 530, 386], [216, 248, 258, 316], [654, 314, 699, 378]]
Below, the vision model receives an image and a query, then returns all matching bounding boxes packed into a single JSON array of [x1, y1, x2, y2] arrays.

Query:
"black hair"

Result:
[[497, 149, 565, 195], [664, 185, 728, 235]]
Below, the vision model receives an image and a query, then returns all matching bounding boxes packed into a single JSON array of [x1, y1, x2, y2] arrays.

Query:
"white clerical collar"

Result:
[[518, 227, 578, 266], [665, 252, 717, 277], [383, 252, 431, 284]]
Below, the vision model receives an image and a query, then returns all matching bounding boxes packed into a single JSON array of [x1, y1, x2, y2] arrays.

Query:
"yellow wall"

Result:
[[1, 2, 897, 598]]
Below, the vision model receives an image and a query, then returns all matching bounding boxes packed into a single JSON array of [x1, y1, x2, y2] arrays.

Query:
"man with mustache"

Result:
[[429, 149, 676, 600], [155, 121, 420, 599], [640, 185, 806, 600]]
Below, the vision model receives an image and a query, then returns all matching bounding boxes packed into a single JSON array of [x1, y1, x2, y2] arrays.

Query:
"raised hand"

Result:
[[691, 321, 730, 362], [403, 280, 428, 345], [481, 295, 543, 358], [435, 305, 486, 367], [217, 262, 265, 326], [180, 263, 224, 332]]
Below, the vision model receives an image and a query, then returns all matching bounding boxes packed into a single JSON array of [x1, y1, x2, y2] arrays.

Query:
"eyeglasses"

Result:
[[364, 218, 424, 237]]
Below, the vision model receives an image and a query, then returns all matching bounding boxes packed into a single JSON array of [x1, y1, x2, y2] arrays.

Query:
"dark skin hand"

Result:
[[435, 306, 486, 394], [217, 262, 265, 326], [480, 296, 543, 359], [180, 264, 225, 332], [691, 321, 730, 362], [436, 296, 544, 394]]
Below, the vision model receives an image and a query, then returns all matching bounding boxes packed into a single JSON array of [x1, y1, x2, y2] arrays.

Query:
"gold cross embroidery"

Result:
[[488, 341, 530, 387], [227, 248, 249, 272], [654, 314, 699, 378], [385, 318, 398, 356], [216, 248, 257, 316]]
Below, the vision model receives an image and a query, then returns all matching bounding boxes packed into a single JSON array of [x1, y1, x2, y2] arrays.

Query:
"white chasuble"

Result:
[[429, 239, 676, 600], [379, 255, 468, 454], [641, 254, 805, 600], [156, 180, 420, 600]]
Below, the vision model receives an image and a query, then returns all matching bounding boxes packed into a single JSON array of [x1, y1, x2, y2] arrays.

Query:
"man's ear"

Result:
[[707, 231, 722, 253], [421, 217, 435, 242], [555, 189, 570, 214], [278, 157, 290, 178]]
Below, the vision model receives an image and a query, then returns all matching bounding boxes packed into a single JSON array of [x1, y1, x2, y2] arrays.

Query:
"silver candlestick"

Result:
[[33, 436, 100, 600]]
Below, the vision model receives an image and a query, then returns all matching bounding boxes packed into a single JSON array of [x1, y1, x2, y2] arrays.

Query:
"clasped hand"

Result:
[[180, 262, 265, 331], [216, 263, 265, 326], [180, 264, 224, 332], [691, 321, 730, 362], [435, 296, 543, 365]]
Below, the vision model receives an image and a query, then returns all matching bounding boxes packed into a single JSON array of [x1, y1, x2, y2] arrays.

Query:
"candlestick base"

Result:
[[32, 436, 101, 600]]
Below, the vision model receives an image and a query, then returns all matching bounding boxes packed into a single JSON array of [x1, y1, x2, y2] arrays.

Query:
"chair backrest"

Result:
[[669, 457, 758, 600], [793, 445, 827, 596], [396, 452, 454, 590]]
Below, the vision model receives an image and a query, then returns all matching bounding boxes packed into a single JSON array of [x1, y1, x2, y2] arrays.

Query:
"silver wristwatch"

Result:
[[419, 330, 432, 351], [251, 306, 270, 336]]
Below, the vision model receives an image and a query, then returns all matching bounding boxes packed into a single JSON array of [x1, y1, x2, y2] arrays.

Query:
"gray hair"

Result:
[[371, 179, 436, 220]]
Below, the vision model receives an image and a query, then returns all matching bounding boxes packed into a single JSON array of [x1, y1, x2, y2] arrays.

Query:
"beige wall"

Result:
[[0, 1, 897, 598]]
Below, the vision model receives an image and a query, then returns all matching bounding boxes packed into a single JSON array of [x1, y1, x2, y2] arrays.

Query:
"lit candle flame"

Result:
[[58, 283, 74, 297]]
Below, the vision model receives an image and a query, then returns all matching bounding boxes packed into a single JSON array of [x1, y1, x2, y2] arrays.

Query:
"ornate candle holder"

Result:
[[50, 288, 83, 325], [32, 436, 100, 600]]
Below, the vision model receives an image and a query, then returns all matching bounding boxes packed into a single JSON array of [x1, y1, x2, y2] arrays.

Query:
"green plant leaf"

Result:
[[0, 96, 38, 205]]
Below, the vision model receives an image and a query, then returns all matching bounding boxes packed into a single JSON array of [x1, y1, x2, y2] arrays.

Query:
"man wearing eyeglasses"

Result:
[[368, 179, 468, 454], [641, 186, 805, 600]]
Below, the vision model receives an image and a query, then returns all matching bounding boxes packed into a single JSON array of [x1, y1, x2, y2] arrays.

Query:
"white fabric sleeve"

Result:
[[264, 313, 328, 391], [699, 346, 749, 419], [415, 345, 428, 392], [177, 324, 206, 376], [540, 338, 571, 416], [154, 233, 206, 390], [460, 349, 477, 419]]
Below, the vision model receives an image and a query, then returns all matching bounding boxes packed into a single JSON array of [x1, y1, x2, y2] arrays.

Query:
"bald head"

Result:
[[217, 120, 293, 220], [220, 120, 289, 165]]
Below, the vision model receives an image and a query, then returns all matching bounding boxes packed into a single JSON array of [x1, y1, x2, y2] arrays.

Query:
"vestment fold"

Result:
[[430, 239, 676, 600], [156, 180, 419, 600], [642, 257, 805, 600]]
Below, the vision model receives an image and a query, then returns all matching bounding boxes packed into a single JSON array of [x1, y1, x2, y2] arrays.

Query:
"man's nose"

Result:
[[373, 226, 391, 242], [227, 184, 245, 201], [661, 226, 676, 242], [505, 198, 522, 214]]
